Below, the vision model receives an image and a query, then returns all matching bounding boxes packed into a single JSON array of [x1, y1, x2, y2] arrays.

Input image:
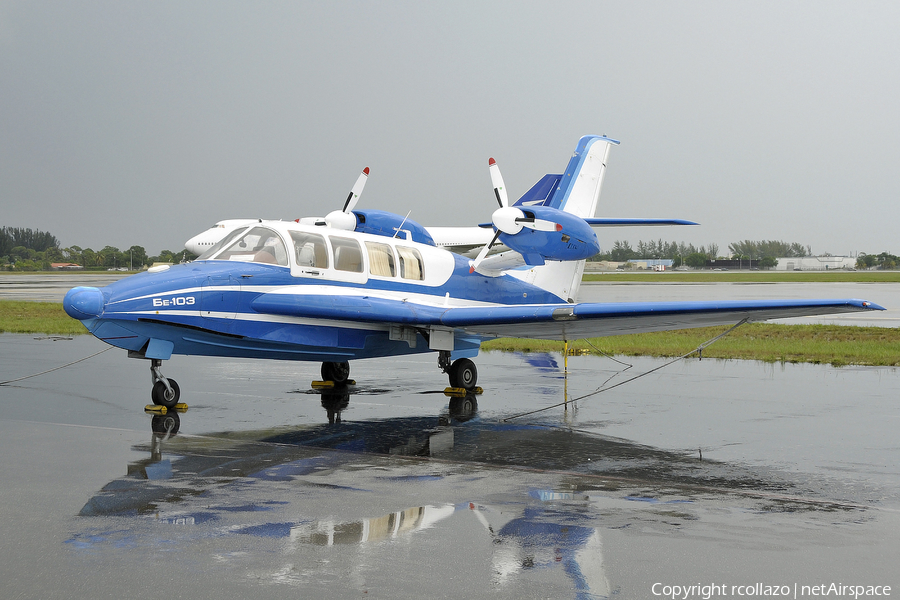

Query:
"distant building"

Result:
[[585, 259, 674, 271], [50, 263, 84, 270], [584, 261, 623, 271], [772, 256, 856, 271], [626, 259, 673, 270]]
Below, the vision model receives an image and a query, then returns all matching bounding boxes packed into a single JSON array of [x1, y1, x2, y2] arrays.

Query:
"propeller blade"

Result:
[[342, 167, 370, 213], [488, 158, 508, 208], [469, 229, 502, 273]]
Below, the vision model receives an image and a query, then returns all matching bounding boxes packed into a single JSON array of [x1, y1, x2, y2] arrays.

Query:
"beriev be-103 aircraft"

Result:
[[63, 135, 883, 409]]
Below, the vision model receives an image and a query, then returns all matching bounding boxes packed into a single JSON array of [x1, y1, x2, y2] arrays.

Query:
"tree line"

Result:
[[2, 226, 897, 271], [857, 252, 898, 270], [1, 227, 59, 255], [593, 238, 899, 270], [597, 239, 722, 263], [1, 227, 196, 272], [595, 238, 813, 262]]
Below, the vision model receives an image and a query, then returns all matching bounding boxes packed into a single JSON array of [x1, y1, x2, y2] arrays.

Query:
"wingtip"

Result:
[[363, 167, 370, 175], [488, 158, 496, 166]]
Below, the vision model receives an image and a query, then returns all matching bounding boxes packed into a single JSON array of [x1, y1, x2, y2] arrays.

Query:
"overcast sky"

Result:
[[2, 1, 898, 256]]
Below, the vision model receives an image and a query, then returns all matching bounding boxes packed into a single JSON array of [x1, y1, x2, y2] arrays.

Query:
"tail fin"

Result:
[[551, 135, 618, 217], [510, 135, 618, 302]]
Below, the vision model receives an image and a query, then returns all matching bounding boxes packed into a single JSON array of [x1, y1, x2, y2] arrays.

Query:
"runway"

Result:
[[1, 331, 898, 599]]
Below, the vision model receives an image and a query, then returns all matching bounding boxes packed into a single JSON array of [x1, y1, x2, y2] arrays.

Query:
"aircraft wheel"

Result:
[[448, 395, 478, 421], [321, 361, 351, 385], [151, 413, 181, 436], [449, 358, 477, 390], [151, 379, 180, 409]]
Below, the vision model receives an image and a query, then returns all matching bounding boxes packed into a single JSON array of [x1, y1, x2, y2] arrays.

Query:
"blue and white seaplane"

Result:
[[63, 135, 883, 408]]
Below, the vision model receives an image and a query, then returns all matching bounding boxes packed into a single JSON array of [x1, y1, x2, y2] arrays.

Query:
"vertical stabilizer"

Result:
[[551, 135, 618, 217], [510, 135, 618, 303]]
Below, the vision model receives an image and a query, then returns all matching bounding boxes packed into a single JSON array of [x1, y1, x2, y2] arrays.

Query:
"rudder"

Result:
[[550, 135, 619, 218]]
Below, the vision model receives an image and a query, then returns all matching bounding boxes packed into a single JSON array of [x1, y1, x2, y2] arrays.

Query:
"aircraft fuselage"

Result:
[[66, 220, 563, 365]]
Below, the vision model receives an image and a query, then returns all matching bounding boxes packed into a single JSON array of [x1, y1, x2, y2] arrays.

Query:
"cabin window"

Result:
[[290, 231, 329, 268], [216, 227, 289, 266], [397, 246, 424, 280], [366, 241, 396, 277], [330, 236, 363, 272]]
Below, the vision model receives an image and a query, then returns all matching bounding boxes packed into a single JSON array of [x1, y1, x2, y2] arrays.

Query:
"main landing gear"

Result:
[[438, 351, 478, 390], [318, 355, 478, 391], [149, 359, 180, 409], [321, 361, 351, 385]]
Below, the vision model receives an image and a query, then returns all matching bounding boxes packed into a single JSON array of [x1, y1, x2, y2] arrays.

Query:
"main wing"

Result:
[[250, 292, 883, 341], [439, 298, 884, 340]]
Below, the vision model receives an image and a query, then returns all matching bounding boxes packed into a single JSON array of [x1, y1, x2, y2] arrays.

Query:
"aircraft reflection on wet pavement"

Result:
[[76, 404, 621, 596], [71, 389, 879, 598], [312, 385, 478, 427]]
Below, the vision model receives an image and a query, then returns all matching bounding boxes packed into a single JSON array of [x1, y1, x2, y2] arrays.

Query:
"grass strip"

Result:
[[0, 300, 88, 335], [481, 323, 900, 367]]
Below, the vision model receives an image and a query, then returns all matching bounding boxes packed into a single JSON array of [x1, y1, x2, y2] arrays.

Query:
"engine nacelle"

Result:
[[352, 210, 436, 246], [497, 206, 598, 265]]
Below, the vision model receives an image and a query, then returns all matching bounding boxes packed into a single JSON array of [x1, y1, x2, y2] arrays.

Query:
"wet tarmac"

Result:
[[1, 333, 898, 599], [0, 273, 128, 302]]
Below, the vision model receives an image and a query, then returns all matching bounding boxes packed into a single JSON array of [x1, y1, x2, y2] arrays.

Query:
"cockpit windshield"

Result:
[[203, 226, 289, 266]]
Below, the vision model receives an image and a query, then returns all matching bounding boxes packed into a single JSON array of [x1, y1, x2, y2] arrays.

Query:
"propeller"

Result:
[[325, 167, 370, 230], [469, 229, 502, 273], [343, 167, 369, 213], [488, 158, 508, 208], [469, 158, 560, 273]]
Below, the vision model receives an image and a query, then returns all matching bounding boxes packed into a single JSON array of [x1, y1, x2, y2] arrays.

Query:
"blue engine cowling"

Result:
[[497, 206, 599, 266], [352, 210, 436, 246]]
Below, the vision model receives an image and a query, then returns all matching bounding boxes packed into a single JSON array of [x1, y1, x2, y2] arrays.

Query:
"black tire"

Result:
[[151, 413, 181, 436], [448, 358, 477, 390], [321, 361, 351, 384], [151, 379, 180, 409], [448, 395, 478, 421]]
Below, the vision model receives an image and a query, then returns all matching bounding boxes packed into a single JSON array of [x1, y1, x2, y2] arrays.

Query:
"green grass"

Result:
[[482, 323, 900, 367], [583, 271, 900, 283], [0, 300, 88, 335]]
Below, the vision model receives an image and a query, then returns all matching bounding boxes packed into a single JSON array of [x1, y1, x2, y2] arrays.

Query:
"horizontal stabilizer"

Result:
[[584, 218, 699, 227]]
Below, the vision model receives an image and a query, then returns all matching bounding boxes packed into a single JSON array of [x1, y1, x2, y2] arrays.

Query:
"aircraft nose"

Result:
[[63, 286, 105, 320]]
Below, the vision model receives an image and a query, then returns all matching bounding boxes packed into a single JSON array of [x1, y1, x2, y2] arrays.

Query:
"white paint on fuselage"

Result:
[[185, 219, 502, 259]]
